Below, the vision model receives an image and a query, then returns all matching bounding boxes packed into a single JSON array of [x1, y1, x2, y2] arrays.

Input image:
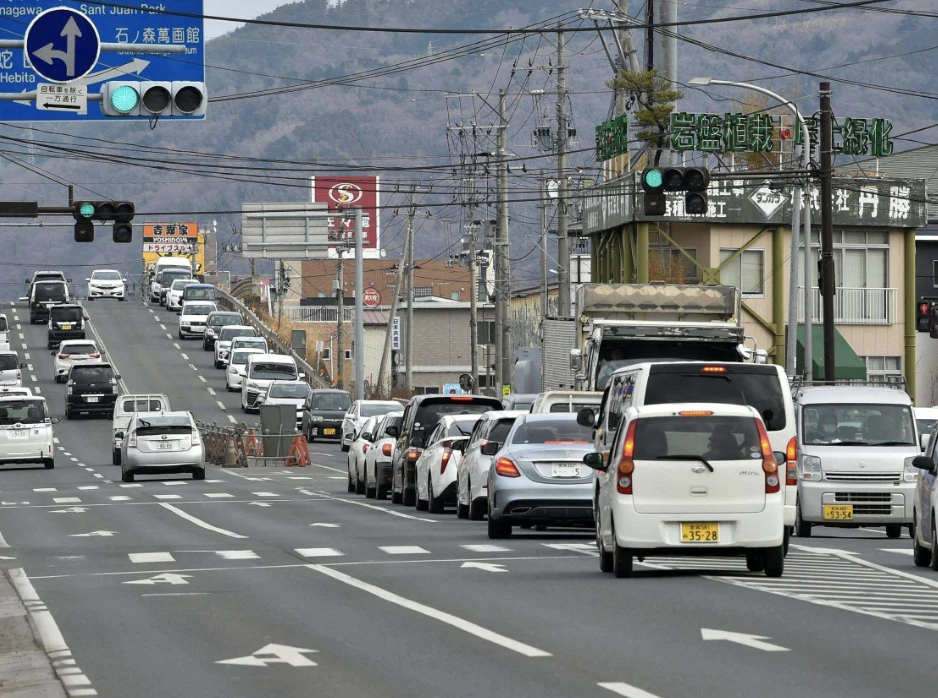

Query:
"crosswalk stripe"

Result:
[[296, 548, 344, 558], [129, 553, 175, 563]]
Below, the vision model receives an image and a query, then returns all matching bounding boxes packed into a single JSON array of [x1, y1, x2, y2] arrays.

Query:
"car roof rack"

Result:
[[790, 376, 908, 393]]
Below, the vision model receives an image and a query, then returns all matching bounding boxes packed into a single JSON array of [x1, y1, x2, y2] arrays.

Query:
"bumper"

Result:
[[0, 450, 47, 464], [30, 308, 51, 322], [123, 449, 205, 473], [180, 324, 205, 336], [309, 423, 342, 439], [799, 480, 914, 525], [372, 461, 392, 488], [67, 396, 117, 414], [228, 373, 244, 389], [89, 287, 124, 299], [48, 329, 84, 344], [490, 481, 594, 524]]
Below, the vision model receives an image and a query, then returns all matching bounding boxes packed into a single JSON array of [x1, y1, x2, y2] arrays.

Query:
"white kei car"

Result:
[[226, 348, 266, 392], [456, 411, 526, 520], [52, 339, 101, 383], [415, 414, 479, 513], [165, 279, 192, 312], [586, 403, 786, 579], [347, 416, 379, 494], [364, 412, 403, 500], [178, 301, 217, 340]]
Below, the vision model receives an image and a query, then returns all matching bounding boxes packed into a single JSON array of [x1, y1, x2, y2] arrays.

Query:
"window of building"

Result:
[[650, 247, 698, 283], [864, 356, 902, 383], [477, 320, 496, 345], [803, 230, 889, 290], [320, 348, 331, 360], [344, 349, 352, 360], [719, 248, 765, 297], [450, 291, 461, 301], [414, 286, 433, 298]]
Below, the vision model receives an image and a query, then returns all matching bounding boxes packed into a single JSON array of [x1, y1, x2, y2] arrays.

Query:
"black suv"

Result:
[[303, 389, 352, 442], [202, 311, 243, 350], [47, 304, 86, 349], [390, 394, 502, 506], [66, 363, 120, 419]]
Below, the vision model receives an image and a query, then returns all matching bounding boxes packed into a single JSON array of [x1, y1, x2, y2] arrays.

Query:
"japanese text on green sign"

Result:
[[595, 114, 629, 162]]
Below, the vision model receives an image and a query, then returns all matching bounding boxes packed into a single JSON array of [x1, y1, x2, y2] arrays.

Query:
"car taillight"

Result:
[[363, 444, 370, 454], [616, 420, 638, 495], [128, 433, 137, 449], [756, 419, 780, 494], [191, 432, 201, 446], [495, 457, 520, 477], [57, 354, 67, 360], [441, 448, 452, 473], [382, 443, 392, 457], [785, 436, 798, 487], [407, 449, 419, 460], [89, 354, 100, 359]]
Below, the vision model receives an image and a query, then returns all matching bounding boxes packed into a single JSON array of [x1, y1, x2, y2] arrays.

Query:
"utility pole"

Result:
[[354, 208, 365, 402], [468, 219, 480, 394], [405, 199, 416, 392], [377, 224, 408, 398], [819, 81, 836, 382], [556, 27, 571, 318], [539, 170, 549, 315], [277, 260, 286, 333], [496, 89, 511, 395], [646, 0, 654, 72], [335, 247, 345, 391]]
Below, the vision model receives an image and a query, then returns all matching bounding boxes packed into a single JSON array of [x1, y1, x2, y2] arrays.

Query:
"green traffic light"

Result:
[[79, 203, 95, 218], [643, 169, 663, 189], [110, 85, 139, 114]]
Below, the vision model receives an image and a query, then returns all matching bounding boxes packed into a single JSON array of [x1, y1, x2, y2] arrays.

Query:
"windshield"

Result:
[[231, 351, 259, 365], [362, 403, 401, 417], [413, 398, 501, 435], [34, 274, 64, 283], [61, 343, 96, 356], [0, 317, 6, 332], [209, 314, 242, 327], [0, 355, 17, 371], [447, 419, 478, 437], [270, 384, 310, 399], [251, 363, 297, 381], [51, 307, 82, 323], [633, 416, 761, 461], [233, 338, 266, 348], [803, 404, 916, 446], [184, 287, 215, 300], [511, 419, 591, 445], [184, 304, 215, 316], [644, 367, 787, 432], [596, 341, 740, 390], [92, 271, 121, 281], [70, 366, 112, 384], [135, 416, 191, 436], [123, 398, 165, 412], [0, 399, 47, 425], [549, 402, 597, 414], [311, 392, 352, 410], [34, 284, 66, 301], [219, 327, 256, 341], [160, 272, 190, 286]]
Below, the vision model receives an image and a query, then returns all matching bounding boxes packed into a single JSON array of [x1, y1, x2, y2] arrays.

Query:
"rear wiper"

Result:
[[822, 440, 868, 446], [657, 454, 714, 472], [873, 441, 915, 447]]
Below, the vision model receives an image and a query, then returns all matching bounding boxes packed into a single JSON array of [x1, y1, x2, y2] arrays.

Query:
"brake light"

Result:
[[441, 448, 452, 473], [451, 396, 473, 401], [756, 419, 779, 494], [785, 436, 798, 487], [363, 444, 370, 454], [495, 457, 520, 477], [616, 420, 638, 495], [382, 443, 392, 457], [701, 366, 727, 373], [407, 449, 419, 460], [128, 432, 137, 449], [679, 410, 713, 417], [89, 354, 100, 359], [57, 354, 67, 360], [191, 432, 201, 447]]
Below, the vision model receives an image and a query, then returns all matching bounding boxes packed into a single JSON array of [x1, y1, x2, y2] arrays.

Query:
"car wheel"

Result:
[[213, 360, 220, 369], [428, 478, 444, 514], [598, 522, 613, 574], [762, 544, 785, 578], [65, 409, 72, 420], [611, 520, 633, 578], [469, 484, 486, 520], [402, 487, 416, 507], [178, 331, 185, 340], [487, 511, 512, 539], [365, 485, 376, 500], [355, 472, 366, 496], [930, 521, 938, 572], [794, 501, 812, 538], [121, 470, 134, 483], [456, 499, 469, 519], [914, 518, 932, 568], [193, 469, 206, 481], [43, 458, 54, 470], [886, 524, 902, 539], [745, 551, 765, 572], [347, 473, 355, 493], [341, 444, 350, 453], [376, 484, 388, 501], [118, 297, 125, 302], [112, 449, 121, 466], [391, 488, 403, 504]]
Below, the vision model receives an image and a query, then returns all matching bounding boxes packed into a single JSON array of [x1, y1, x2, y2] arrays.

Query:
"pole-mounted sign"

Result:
[[25, 8, 100, 83]]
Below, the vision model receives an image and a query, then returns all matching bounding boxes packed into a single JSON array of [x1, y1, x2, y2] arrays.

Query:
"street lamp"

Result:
[[689, 77, 813, 380]]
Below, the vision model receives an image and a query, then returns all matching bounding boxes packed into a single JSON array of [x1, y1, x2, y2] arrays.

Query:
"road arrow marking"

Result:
[[124, 573, 192, 586], [51, 507, 86, 514], [69, 530, 116, 537], [216, 644, 319, 668], [309, 523, 340, 528], [461, 562, 508, 573], [700, 628, 789, 652]]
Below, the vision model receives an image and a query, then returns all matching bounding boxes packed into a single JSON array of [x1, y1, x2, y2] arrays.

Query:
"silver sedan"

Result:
[[121, 411, 205, 483], [486, 413, 595, 539]]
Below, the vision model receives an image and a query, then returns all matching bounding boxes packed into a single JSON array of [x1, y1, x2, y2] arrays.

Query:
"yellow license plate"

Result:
[[323, 428, 335, 435], [823, 504, 854, 521], [681, 522, 719, 543], [61, 325, 72, 330]]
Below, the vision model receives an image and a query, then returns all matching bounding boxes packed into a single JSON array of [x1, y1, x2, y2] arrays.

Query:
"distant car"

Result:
[[364, 412, 404, 500], [181, 283, 217, 306], [65, 362, 120, 419], [0, 313, 8, 351], [257, 380, 310, 432], [202, 311, 243, 350], [178, 301, 217, 339], [347, 416, 380, 494], [0, 352, 27, 388], [86, 269, 125, 301], [228, 336, 268, 364], [213, 325, 258, 368], [156, 269, 192, 306], [112, 394, 170, 466], [455, 410, 526, 519], [0, 388, 31, 397], [52, 339, 101, 383], [529, 390, 602, 414], [501, 393, 538, 412], [587, 403, 786, 578], [29, 280, 70, 324], [303, 389, 352, 442], [0, 396, 58, 470], [415, 414, 479, 513], [485, 413, 595, 538], [342, 399, 403, 451], [164, 279, 192, 312], [226, 348, 266, 392], [241, 354, 300, 413], [120, 411, 205, 483]]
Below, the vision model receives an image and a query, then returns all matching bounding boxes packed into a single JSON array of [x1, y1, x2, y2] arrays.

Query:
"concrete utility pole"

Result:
[[276, 260, 286, 332], [377, 224, 408, 398], [556, 27, 572, 318], [468, 219, 480, 394], [539, 170, 549, 316], [335, 248, 345, 391], [354, 208, 365, 402], [819, 81, 836, 382], [405, 199, 416, 392], [496, 89, 511, 394]]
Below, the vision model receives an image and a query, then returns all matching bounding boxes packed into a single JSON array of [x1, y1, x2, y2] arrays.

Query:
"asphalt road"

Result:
[[0, 297, 937, 697]]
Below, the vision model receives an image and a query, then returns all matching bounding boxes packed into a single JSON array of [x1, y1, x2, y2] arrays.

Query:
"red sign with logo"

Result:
[[310, 176, 380, 250], [363, 288, 381, 308]]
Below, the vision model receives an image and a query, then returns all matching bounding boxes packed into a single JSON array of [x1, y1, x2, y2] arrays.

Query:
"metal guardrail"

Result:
[[212, 287, 331, 390]]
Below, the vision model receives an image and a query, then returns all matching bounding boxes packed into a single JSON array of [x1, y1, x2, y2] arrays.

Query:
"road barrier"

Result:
[[196, 421, 311, 468]]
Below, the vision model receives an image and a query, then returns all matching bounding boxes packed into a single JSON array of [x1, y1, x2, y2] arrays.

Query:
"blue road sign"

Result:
[[0, 0, 205, 121], [25, 8, 100, 82]]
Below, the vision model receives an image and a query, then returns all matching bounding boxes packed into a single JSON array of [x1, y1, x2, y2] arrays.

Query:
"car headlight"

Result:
[[801, 455, 822, 481], [228, 367, 237, 374], [904, 456, 920, 483], [311, 415, 324, 423], [206, 328, 216, 336]]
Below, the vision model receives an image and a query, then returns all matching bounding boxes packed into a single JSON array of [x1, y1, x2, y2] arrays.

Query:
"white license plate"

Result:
[[551, 464, 580, 478], [10, 430, 27, 438], [85, 396, 99, 403], [157, 442, 174, 450]]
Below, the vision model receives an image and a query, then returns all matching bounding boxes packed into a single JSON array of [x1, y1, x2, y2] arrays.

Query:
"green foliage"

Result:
[[610, 69, 683, 164]]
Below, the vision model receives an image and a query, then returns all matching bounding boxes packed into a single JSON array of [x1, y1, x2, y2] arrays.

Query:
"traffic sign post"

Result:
[[25, 8, 100, 83]]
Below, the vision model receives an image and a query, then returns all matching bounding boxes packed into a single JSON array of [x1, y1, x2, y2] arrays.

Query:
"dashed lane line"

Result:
[[216, 401, 226, 411]]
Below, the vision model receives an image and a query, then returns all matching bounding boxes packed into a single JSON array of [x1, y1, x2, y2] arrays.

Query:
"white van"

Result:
[[581, 361, 797, 531], [530, 390, 602, 414], [792, 382, 918, 539], [241, 354, 301, 413], [0, 314, 9, 351], [149, 258, 192, 302], [0, 395, 58, 470], [112, 394, 170, 465]]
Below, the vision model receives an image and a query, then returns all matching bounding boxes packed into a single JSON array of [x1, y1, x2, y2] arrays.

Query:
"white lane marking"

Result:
[[287, 476, 312, 480], [129, 553, 175, 564], [181, 353, 189, 361], [160, 503, 248, 539], [0, 530, 9, 548], [17, 333, 23, 340], [462, 545, 512, 553], [163, 481, 187, 486], [881, 549, 913, 555], [216, 401, 226, 411], [207, 387, 216, 396], [33, 387, 41, 394], [8, 569, 97, 693], [298, 489, 436, 523], [153, 494, 182, 500], [308, 565, 552, 658], [159, 324, 166, 331], [119, 484, 143, 488], [206, 480, 225, 484], [189, 364, 197, 371], [310, 523, 340, 528], [379, 546, 430, 555], [23, 352, 28, 360], [93, 474, 105, 479], [52, 438, 59, 444], [165, 333, 172, 339], [216, 550, 259, 560], [701, 628, 789, 652], [598, 682, 664, 698], [296, 548, 344, 558], [204, 493, 234, 499], [253, 492, 278, 498], [26, 363, 33, 371], [141, 593, 210, 597], [110, 496, 132, 502], [33, 488, 57, 493], [30, 375, 36, 382], [198, 376, 206, 383], [173, 343, 181, 350], [77, 486, 99, 491], [228, 415, 237, 424], [790, 544, 938, 591], [312, 463, 345, 474], [53, 497, 81, 504]]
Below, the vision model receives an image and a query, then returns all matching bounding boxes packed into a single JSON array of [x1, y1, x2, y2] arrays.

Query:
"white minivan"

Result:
[[241, 354, 301, 413], [792, 382, 918, 539], [0, 395, 58, 470]]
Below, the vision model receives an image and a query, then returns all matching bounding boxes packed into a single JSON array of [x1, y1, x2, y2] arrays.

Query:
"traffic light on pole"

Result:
[[642, 166, 711, 216], [112, 202, 135, 243], [918, 300, 931, 333], [641, 167, 666, 216], [101, 82, 207, 117], [72, 201, 135, 243]]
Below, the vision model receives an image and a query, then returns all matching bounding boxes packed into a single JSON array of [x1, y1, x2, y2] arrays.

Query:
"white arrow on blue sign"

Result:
[[24, 7, 100, 83]]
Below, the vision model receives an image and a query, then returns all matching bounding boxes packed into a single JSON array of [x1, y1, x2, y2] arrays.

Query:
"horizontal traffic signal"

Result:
[[72, 201, 135, 243], [640, 166, 711, 216], [101, 81, 207, 118]]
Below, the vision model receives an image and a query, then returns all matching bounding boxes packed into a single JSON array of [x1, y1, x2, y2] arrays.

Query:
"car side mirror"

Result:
[[480, 441, 500, 456], [24, 279, 29, 284], [913, 456, 936, 473], [411, 436, 425, 449], [386, 425, 399, 437], [569, 348, 583, 372], [83, 316, 89, 321], [50, 350, 56, 356], [298, 373, 306, 381], [363, 433, 374, 442], [19, 363, 27, 369], [115, 431, 124, 440], [85, 278, 90, 282], [67, 279, 73, 283], [583, 452, 606, 471], [451, 438, 469, 452], [114, 374, 121, 380], [576, 408, 595, 428]]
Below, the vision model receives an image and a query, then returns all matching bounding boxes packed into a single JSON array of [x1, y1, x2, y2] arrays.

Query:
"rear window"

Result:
[[34, 274, 64, 283], [251, 362, 297, 380], [488, 418, 517, 444], [209, 314, 242, 327], [35, 284, 66, 301], [633, 415, 762, 461], [549, 402, 597, 414], [171, 280, 190, 290], [122, 399, 164, 412], [70, 366, 112, 383], [50, 307, 82, 323], [0, 355, 17, 371], [183, 304, 215, 316], [645, 366, 787, 432], [62, 343, 96, 355], [135, 416, 191, 436], [362, 403, 401, 417], [233, 338, 266, 348], [0, 317, 7, 332], [270, 384, 310, 399], [184, 287, 215, 300], [231, 351, 257, 365], [413, 398, 501, 435], [0, 399, 47, 425], [310, 392, 352, 410], [160, 271, 190, 285], [918, 419, 937, 438], [511, 418, 591, 444], [447, 419, 477, 437]]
